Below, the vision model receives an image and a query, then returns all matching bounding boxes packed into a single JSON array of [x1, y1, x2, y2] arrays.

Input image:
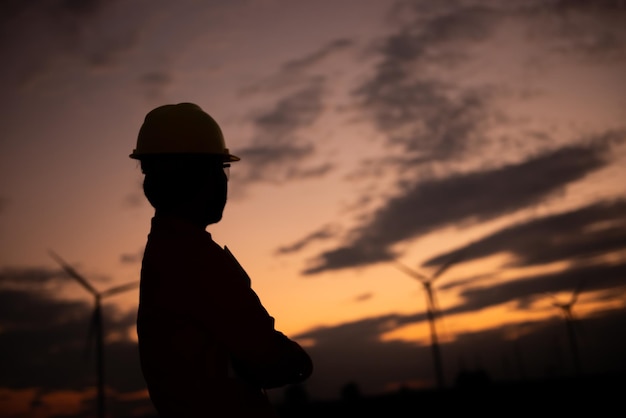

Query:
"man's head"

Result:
[[131, 103, 240, 162], [131, 103, 239, 226]]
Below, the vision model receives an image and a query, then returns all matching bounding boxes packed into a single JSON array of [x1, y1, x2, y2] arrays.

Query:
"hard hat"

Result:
[[129, 103, 240, 162]]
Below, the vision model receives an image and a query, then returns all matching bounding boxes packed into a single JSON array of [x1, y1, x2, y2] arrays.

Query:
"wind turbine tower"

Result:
[[49, 251, 139, 418], [394, 253, 464, 390], [545, 280, 586, 376]]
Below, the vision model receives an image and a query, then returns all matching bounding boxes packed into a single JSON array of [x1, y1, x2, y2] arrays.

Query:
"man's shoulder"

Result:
[[142, 222, 217, 273]]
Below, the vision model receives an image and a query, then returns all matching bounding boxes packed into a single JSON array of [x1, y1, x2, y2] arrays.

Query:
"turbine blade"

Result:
[[101, 281, 139, 298], [48, 250, 98, 296], [544, 292, 561, 305], [432, 251, 465, 281], [393, 260, 429, 282]]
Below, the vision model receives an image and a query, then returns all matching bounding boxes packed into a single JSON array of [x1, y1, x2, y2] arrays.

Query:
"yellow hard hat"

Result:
[[129, 103, 240, 162]]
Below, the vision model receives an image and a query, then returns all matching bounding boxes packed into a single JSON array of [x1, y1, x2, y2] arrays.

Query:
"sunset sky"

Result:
[[1, 0, 626, 417]]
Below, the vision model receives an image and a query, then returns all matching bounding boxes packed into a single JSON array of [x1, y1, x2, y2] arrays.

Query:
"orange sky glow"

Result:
[[1, 0, 625, 416]]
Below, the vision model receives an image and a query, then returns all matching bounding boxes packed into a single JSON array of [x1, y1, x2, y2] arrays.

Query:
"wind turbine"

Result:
[[49, 250, 139, 418], [545, 279, 586, 376], [393, 252, 464, 390]]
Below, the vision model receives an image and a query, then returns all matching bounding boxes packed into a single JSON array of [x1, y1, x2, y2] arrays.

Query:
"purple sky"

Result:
[[1, 1, 625, 416]]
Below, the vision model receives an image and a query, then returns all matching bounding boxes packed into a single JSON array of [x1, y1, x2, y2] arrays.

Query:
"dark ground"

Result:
[[129, 372, 624, 417], [275, 372, 626, 417]]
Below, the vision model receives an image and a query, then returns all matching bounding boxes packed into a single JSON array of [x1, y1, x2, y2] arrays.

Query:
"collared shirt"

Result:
[[137, 215, 312, 417]]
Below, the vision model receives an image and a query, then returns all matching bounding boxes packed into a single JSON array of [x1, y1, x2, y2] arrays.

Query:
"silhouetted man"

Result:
[[130, 103, 313, 417]]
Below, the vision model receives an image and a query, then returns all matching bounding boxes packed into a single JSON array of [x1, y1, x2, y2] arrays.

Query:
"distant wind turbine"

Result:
[[49, 250, 139, 418], [545, 279, 586, 376], [393, 252, 464, 390]]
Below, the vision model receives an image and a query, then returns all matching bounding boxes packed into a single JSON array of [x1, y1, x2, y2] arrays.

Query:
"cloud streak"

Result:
[[138, 71, 173, 100], [0, 266, 64, 287], [235, 78, 334, 184], [261, 1, 624, 280], [542, 0, 626, 61], [120, 247, 144, 264], [241, 37, 355, 95], [452, 260, 626, 315], [424, 198, 626, 269], [1, 0, 143, 89], [302, 140, 613, 275], [232, 36, 361, 188], [282, 38, 354, 72], [352, 3, 503, 166], [275, 224, 339, 255]]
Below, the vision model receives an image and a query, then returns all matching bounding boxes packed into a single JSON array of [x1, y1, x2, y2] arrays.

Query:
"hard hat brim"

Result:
[[129, 152, 240, 162]]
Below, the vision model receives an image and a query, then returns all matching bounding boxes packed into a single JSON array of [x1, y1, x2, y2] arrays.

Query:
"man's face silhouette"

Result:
[[141, 155, 230, 227], [189, 160, 228, 226]]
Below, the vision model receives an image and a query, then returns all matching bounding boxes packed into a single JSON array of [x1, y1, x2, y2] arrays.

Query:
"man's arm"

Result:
[[186, 243, 313, 388], [230, 330, 313, 389]]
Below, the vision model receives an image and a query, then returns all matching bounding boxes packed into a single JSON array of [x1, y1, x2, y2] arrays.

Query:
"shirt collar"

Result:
[[150, 215, 213, 240]]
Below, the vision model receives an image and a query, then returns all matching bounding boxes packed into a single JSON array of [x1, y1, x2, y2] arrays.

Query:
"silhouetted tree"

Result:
[[340, 381, 362, 402]]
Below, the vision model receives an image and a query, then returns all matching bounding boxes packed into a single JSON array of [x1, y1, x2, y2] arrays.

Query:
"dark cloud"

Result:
[[0, 0, 104, 22], [122, 191, 144, 209], [353, 292, 373, 303], [536, 0, 626, 61], [0, 266, 64, 286], [553, 0, 626, 12], [0, 286, 141, 389], [0, 196, 7, 213], [0, 286, 86, 334], [424, 199, 626, 269], [123, 178, 145, 209], [284, 162, 334, 179], [282, 38, 354, 72], [0, 267, 147, 416], [407, 3, 498, 51], [298, 313, 421, 345], [353, 4, 503, 165], [234, 38, 353, 188], [60, 0, 105, 15], [252, 80, 324, 140], [120, 248, 144, 264], [138, 71, 173, 100], [350, 0, 626, 184], [313, 0, 626, 276], [275, 224, 340, 255], [241, 38, 354, 95], [294, 303, 626, 398], [235, 78, 334, 184], [1, 0, 142, 88], [303, 140, 612, 275], [451, 260, 626, 315], [294, 313, 429, 397], [357, 78, 489, 163], [2, 269, 625, 409], [437, 272, 500, 292], [139, 71, 171, 87], [49, 0, 137, 68]]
